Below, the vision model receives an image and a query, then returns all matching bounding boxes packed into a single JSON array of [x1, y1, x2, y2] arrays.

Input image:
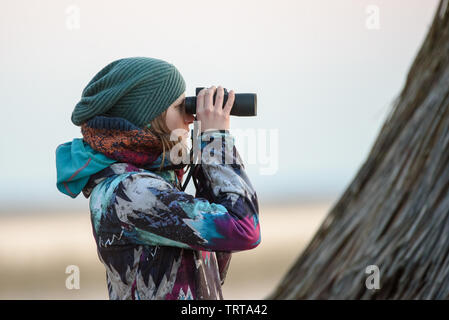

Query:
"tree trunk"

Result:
[[269, 0, 449, 299]]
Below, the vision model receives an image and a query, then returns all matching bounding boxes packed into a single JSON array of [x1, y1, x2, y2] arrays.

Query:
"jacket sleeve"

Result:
[[111, 129, 261, 252], [192, 130, 235, 282]]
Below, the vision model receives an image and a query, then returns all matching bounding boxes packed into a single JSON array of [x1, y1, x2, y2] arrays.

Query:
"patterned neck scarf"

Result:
[[81, 116, 186, 185]]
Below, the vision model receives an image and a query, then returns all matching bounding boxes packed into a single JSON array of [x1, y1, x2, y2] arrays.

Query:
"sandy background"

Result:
[[0, 202, 332, 299]]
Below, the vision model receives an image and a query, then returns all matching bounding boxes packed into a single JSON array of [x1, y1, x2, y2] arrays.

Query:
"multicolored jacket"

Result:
[[79, 130, 260, 299]]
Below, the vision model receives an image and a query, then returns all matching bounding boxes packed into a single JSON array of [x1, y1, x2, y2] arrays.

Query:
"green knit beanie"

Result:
[[71, 57, 186, 128]]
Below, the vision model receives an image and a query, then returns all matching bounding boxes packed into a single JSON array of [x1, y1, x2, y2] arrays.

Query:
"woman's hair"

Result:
[[146, 108, 189, 171]]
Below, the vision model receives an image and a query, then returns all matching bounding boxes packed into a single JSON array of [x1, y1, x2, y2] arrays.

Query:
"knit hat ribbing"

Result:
[[71, 57, 186, 128]]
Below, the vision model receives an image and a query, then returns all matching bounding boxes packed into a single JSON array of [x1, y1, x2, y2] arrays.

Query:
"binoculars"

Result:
[[184, 87, 257, 117]]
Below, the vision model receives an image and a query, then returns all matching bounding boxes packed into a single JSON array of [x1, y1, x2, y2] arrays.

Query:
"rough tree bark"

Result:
[[269, 0, 449, 299]]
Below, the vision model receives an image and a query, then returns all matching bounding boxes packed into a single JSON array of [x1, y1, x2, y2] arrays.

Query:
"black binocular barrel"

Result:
[[184, 87, 257, 117]]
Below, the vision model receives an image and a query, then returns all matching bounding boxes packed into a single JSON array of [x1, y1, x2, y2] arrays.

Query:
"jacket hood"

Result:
[[56, 138, 117, 198], [56, 138, 187, 199]]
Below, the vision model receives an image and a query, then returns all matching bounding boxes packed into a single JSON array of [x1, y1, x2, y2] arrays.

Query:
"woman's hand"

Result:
[[196, 85, 235, 132]]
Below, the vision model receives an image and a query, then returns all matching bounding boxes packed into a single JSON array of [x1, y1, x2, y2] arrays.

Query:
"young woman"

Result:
[[56, 57, 260, 300]]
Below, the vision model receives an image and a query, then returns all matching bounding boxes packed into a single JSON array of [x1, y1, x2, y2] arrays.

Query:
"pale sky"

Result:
[[0, 0, 440, 211]]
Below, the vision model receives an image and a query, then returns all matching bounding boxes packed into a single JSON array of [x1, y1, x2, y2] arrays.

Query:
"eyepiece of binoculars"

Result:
[[184, 87, 257, 117]]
